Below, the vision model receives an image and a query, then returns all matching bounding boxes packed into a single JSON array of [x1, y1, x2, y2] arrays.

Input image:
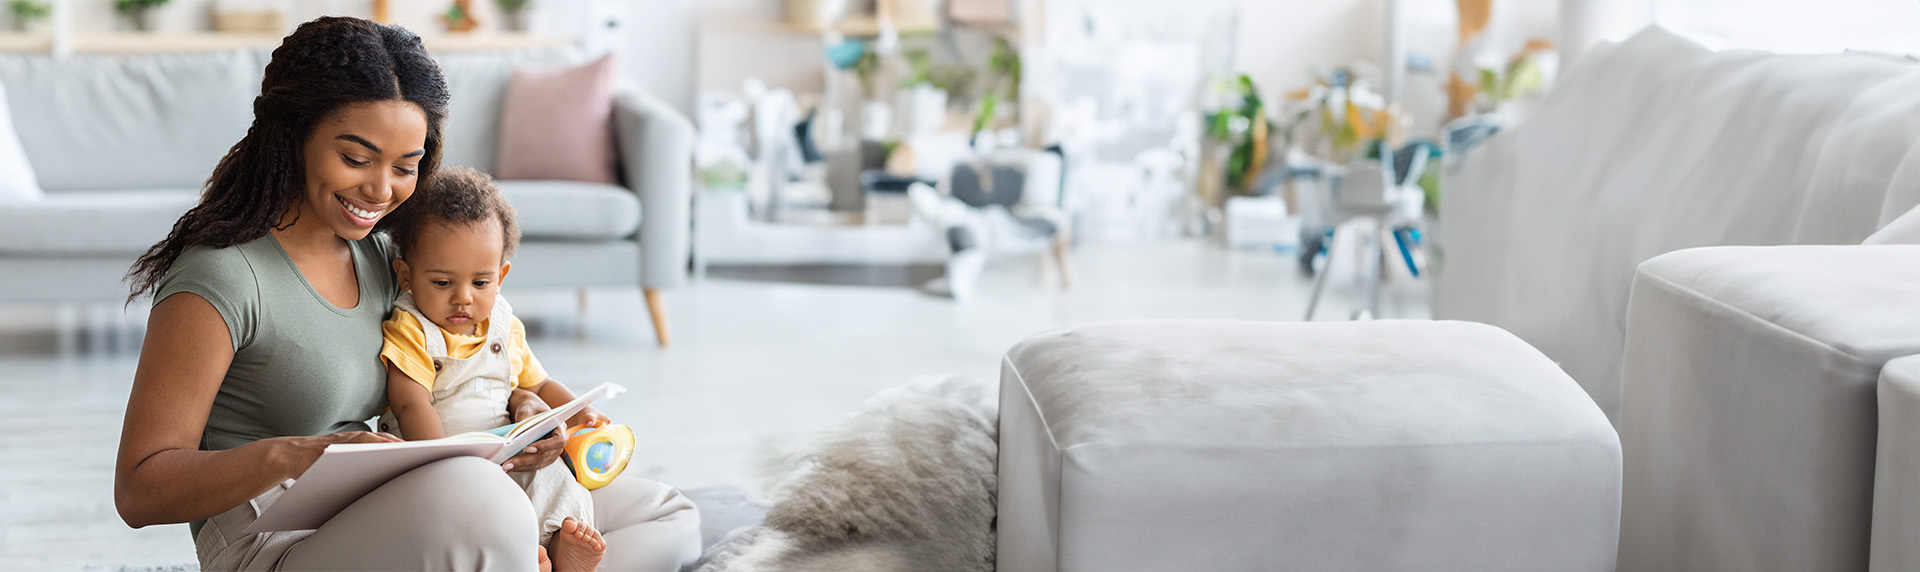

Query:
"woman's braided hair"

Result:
[[386, 166, 521, 262], [126, 16, 450, 303]]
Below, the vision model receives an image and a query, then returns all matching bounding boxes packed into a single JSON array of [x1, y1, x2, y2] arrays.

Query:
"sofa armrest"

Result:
[[1618, 245, 1920, 571], [613, 83, 694, 290], [1874, 356, 1920, 571]]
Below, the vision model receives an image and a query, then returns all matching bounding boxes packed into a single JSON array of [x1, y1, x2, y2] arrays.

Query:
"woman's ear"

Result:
[[392, 257, 412, 291]]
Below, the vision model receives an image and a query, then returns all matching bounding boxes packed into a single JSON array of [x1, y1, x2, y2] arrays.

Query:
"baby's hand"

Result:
[[569, 407, 611, 430]]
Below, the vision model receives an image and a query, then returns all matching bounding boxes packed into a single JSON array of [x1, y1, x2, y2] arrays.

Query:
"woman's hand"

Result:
[[268, 431, 403, 480], [503, 388, 565, 472]]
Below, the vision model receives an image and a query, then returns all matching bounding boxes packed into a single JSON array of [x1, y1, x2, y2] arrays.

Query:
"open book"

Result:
[[243, 382, 625, 534]]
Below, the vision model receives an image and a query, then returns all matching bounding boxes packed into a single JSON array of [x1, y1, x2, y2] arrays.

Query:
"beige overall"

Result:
[[378, 291, 594, 545]]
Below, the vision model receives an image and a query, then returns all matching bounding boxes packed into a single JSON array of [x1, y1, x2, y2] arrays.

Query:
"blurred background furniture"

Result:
[[0, 46, 693, 345], [1303, 140, 1432, 320], [907, 146, 1069, 300]]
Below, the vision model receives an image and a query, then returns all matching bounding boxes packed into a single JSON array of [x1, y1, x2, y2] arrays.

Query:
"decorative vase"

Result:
[[124, 6, 157, 32], [898, 84, 947, 135], [502, 9, 529, 32], [859, 100, 892, 141]]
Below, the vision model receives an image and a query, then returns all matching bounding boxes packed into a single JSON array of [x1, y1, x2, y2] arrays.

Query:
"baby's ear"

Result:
[[497, 261, 512, 285], [392, 257, 412, 289]]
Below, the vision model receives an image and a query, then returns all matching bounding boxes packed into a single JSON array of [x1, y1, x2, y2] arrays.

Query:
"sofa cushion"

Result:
[[0, 80, 41, 200], [0, 52, 262, 192], [436, 48, 580, 174], [0, 189, 197, 255], [1865, 203, 1920, 245], [495, 53, 618, 184], [497, 180, 639, 242]]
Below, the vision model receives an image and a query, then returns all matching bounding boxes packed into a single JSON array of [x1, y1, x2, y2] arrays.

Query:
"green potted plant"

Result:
[[8, 0, 49, 33], [495, 0, 531, 32], [115, 0, 169, 32], [969, 35, 1021, 143]]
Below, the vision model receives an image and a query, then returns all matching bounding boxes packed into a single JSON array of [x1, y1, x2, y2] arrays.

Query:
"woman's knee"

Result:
[[386, 457, 537, 544]]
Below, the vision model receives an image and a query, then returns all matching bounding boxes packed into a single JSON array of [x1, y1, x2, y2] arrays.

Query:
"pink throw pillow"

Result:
[[495, 53, 619, 184]]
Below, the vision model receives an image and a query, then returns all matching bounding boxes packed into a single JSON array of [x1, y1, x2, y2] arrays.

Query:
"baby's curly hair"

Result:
[[388, 166, 521, 261]]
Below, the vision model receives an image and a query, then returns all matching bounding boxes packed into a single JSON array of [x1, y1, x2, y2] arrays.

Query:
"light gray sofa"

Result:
[[0, 48, 692, 345], [1436, 26, 1920, 572]]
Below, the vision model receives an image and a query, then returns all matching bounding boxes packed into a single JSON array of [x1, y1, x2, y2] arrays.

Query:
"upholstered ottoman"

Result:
[[996, 320, 1621, 572]]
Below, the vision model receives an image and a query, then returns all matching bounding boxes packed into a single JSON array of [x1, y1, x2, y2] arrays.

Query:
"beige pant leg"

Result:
[[277, 457, 540, 571], [591, 474, 702, 572]]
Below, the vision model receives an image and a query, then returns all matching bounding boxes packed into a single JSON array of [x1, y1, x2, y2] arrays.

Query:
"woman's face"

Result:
[[296, 100, 429, 241]]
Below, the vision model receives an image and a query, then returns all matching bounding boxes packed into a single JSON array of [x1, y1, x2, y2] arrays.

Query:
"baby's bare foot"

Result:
[[546, 517, 606, 572], [537, 545, 553, 572]]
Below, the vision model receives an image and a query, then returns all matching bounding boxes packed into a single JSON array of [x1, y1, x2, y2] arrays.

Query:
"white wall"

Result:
[[1654, 0, 1920, 55]]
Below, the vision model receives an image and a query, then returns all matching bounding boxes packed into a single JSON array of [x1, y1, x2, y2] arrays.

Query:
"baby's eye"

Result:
[[473, 280, 491, 288], [431, 280, 451, 287]]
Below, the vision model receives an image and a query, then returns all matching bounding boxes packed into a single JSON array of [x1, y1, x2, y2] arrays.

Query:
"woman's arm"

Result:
[[113, 293, 398, 528], [385, 367, 445, 440]]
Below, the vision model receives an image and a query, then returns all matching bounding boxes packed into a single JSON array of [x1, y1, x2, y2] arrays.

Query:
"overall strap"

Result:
[[394, 290, 450, 357], [486, 294, 516, 346]]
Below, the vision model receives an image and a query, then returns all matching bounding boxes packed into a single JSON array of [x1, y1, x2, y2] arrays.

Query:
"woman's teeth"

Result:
[[339, 197, 381, 220]]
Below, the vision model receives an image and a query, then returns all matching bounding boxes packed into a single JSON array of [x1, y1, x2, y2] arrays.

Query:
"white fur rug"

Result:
[[695, 376, 999, 572]]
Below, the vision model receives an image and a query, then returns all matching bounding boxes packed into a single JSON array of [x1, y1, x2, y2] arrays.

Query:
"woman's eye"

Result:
[[341, 154, 370, 168], [394, 165, 418, 176], [431, 280, 450, 287]]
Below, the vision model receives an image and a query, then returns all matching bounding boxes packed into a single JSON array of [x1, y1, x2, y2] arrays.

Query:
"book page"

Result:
[[244, 382, 625, 533], [243, 439, 504, 534], [489, 382, 623, 464]]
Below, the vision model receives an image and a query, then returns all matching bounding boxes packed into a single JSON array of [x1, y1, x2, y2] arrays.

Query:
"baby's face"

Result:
[[394, 218, 510, 336]]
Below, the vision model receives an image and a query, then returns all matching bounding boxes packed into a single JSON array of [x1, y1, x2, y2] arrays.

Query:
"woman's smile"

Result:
[[336, 193, 389, 227]]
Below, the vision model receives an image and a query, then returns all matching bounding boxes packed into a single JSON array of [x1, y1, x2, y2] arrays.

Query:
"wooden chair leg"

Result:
[[643, 288, 671, 347], [575, 288, 590, 338], [1051, 234, 1076, 290]]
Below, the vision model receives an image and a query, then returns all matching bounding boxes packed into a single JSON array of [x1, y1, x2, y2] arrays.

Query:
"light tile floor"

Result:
[[0, 240, 1428, 569]]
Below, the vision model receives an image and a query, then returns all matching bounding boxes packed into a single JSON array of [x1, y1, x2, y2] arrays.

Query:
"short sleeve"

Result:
[[152, 245, 261, 352], [357, 231, 401, 309], [509, 316, 549, 388], [380, 312, 437, 391]]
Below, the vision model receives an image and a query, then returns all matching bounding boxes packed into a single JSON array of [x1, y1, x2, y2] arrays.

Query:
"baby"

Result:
[[377, 166, 608, 572]]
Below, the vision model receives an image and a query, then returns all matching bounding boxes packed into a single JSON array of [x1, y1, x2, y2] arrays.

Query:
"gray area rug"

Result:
[[695, 376, 999, 572]]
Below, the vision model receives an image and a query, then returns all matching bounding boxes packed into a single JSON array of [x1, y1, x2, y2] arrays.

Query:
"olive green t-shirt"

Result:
[[154, 233, 397, 453]]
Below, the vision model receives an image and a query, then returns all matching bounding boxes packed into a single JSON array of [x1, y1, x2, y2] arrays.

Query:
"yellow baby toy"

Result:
[[561, 423, 635, 490]]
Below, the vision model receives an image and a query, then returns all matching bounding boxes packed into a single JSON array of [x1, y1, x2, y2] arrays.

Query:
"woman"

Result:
[[113, 17, 700, 571]]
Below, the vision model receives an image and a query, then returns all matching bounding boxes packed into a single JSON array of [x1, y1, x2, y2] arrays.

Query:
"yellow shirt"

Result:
[[380, 311, 549, 391]]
